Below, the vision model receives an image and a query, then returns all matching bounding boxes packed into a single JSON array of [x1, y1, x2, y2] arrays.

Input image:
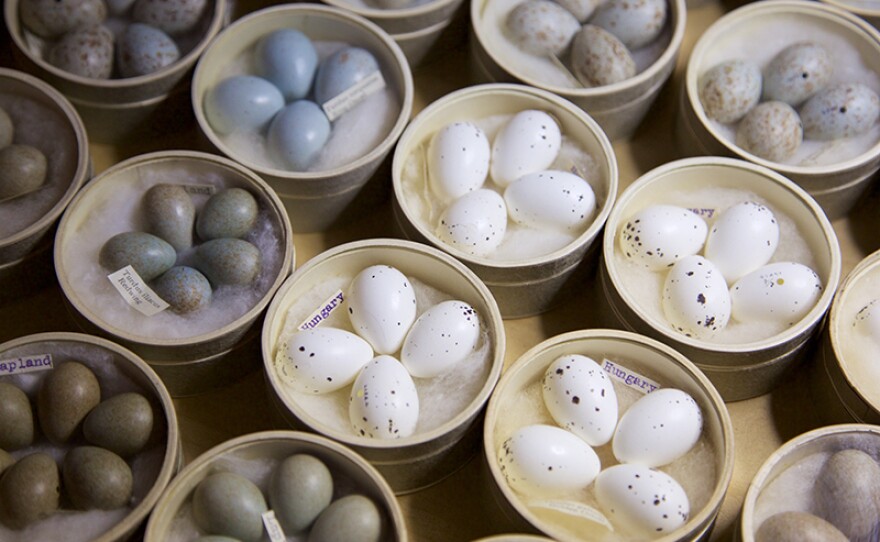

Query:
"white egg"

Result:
[[730, 262, 823, 325], [504, 170, 597, 233], [595, 464, 690, 536], [619, 205, 708, 271], [276, 327, 374, 394], [498, 424, 601, 497], [428, 122, 490, 202], [612, 388, 703, 467], [854, 299, 880, 345], [704, 201, 779, 284], [349, 355, 419, 439], [347, 265, 418, 355], [401, 300, 481, 378], [662, 255, 731, 339], [541, 355, 618, 446], [436, 189, 508, 257], [490, 110, 562, 187]]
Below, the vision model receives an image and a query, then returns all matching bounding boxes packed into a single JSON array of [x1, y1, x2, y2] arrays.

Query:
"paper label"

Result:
[[688, 207, 716, 219], [601, 359, 661, 394], [529, 499, 614, 531], [0, 353, 54, 376], [262, 510, 286, 542], [322, 70, 386, 122], [179, 184, 216, 196], [298, 289, 345, 331], [107, 265, 170, 316]]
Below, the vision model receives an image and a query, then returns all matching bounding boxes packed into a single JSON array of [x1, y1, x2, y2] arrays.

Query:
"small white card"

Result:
[[261, 510, 287, 542], [298, 289, 345, 331], [0, 353, 54, 376], [322, 70, 386, 122], [529, 499, 614, 531], [107, 265, 169, 316], [601, 359, 661, 394]]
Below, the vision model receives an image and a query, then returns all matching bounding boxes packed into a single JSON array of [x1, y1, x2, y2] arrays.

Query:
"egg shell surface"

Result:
[[117, 23, 180, 78], [428, 122, 491, 202], [349, 355, 420, 439], [49, 25, 115, 80], [347, 265, 418, 354], [505, 0, 580, 56], [276, 327, 374, 394], [267, 100, 331, 171], [595, 463, 690, 536], [570, 25, 636, 87], [619, 204, 708, 271], [800, 83, 880, 141], [19, 0, 107, 38], [662, 255, 731, 339], [254, 28, 318, 102], [704, 201, 780, 284], [730, 262, 823, 325], [436, 189, 508, 257], [132, 0, 208, 35], [735, 101, 803, 162], [541, 354, 618, 446], [504, 169, 597, 233], [401, 300, 481, 378], [490, 109, 562, 187], [854, 299, 880, 347], [590, 0, 668, 50]]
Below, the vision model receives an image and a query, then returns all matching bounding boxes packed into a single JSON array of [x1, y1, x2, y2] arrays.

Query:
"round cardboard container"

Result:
[[469, 0, 686, 140], [483, 329, 734, 542], [391, 83, 618, 319], [321, 0, 464, 34], [739, 423, 880, 541], [680, 0, 880, 219], [821, 0, 880, 29], [145, 430, 407, 541], [54, 150, 294, 396], [601, 157, 841, 401], [0, 331, 180, 542], [262, 238, 506, 494], [192, 4, 414, 233]]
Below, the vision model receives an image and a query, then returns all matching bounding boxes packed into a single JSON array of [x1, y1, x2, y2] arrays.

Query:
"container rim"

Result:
[[820, 0, 880, 18], [322, 0, 463, 22]]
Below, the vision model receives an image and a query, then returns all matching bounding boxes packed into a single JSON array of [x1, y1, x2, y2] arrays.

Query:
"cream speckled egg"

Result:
[[704, 201, 779, 284], [590, 0, 668, 50], [699, 60, 762, 124], [551, 0, 603, 22], [506, 0, 580, 56], [49, 25, 114, 79], [436, 189, 508, 257], [662, 255, 731, 339], [736, 101, 803, 162], [763, 42, 832, 107], [504, 170, 597, 233], [349, 355, 419, 439], [800, 83, 880, 141], [401, 300, 481, 378], [570, 24, 636, 87], [347, 265, 418, 355], [619, 205, 708, 270]]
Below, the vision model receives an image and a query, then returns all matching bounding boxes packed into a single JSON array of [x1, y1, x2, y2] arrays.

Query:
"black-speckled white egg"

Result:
[[730, 262, 823, 325], [143, 183, 195, 251], [757, 512, 850, 542], [736, 101, 803, 162], [570, 24, 636, 87], [132, 0, 208, 36], [505, 0, 580, 56], [196, 187, 258, 240], [612, 388, 702, 467], [551, 0, 602, 22], [192, 472, 267, 542], [698, 59, 762, 124], [504, 169, 597, 233], [349, 355, 419, 439], [0, 107, 13, 149], [19, 0, 106, 39], [590, 0, 668, 50], [595, 464, 690, 536], [99, 231, 176, 280], [541, 354, 617, 447], [618, 204, 708, 270], [308, 495, 382, 542], [401, 300, 481, 378], [763, 42, 832, 106], [704, 201, 779, 284], [117, 23, 180, 78], [662, 255, 731, 339], [276, 327, 373, 394], [800, 83, 880, 141], [347, 265, 418, 355], [48, 25, 114, 79], [436, 189, 508, 257]]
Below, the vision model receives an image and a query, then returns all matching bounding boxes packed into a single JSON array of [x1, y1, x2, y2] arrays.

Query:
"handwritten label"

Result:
[[529, 500, 614, 531], [322, 70, 386, 122], [601, 359, 661, 394], [179, 184, 216, 196], [0, 353, 54, 376], [298, 289, 345, 331], [262, 510, 286, 542], [107, 265, 169, 316], [688, 207, 716, 219]]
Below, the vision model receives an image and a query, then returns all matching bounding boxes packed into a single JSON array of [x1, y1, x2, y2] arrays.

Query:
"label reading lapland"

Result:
[[298, 289, 345, 331], [601, 359, 661, 394], [0, 353, 54, 376], [108, 265, 170, 316]]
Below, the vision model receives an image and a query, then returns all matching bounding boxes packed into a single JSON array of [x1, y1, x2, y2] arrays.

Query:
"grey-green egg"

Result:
[[192, 471, 267, 542], [570, 24, 636, 87], [814, 448, 880, 540], [99, 231, 177, 280], [0, 453, 60, 529], [756, 511, 848, 542], [269, 454, 334, 533], [63, 446, 133, 510], [152, 266, 212, 313], [763, 42, 832, 106], [196, 188, 259, 241], [800, 83, 880, 141], [308, 494, 382, 542], [0, 144, 48, 201], [196, 238, 262, 286], [736, 101, 803, 162], [0, 382, 34, 450], [0, 107, 13, 149], [37, 361, 101, 444], [19, 0, 107, 39], [49, 25, 114, 80], [699, 59, 762, 124], [505, 0, 580, 56], [83, 392, 154, 457], [0, 449, 15, 477], [143, 183, 195, 251]]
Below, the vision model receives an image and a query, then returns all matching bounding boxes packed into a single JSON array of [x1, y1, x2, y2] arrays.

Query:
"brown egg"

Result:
[[37, 361, 101, 444], [0, 382, 34, 450], [83, 392, 154, 457], [0, 453, 60, 529], [63, 446, 133, 510]]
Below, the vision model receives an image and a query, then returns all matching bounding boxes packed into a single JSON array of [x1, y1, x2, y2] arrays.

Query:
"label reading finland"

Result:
[[601, 359, 661, 394], [322, 70, 386, 122], [298, 289, 345, 331], [108, 265, 170, 316], [0, 353, 54, 376]]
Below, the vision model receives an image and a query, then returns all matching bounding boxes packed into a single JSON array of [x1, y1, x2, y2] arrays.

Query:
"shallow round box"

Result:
[[54, 150, 294, 396], [144, 430, 407, 541], [392, 83, 618, 319], [469, 0, 686, 140], [192, 4, 414, 233], [821, 0, 880, 28], [600, 157, 841, 401], [679, 0, 880, 219], [0, 331, 180, 542], [483, 329, 734, 542], [739, 423, 880, 541], [262, 238, 506, 493]]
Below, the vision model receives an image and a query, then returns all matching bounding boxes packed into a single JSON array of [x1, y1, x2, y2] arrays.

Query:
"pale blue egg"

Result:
[[314, 47, 379, 105], [254, 29, 318, 101], [117, 23, 180, 78], [204, 75, 284, 135], [268, 100, 330, 170]]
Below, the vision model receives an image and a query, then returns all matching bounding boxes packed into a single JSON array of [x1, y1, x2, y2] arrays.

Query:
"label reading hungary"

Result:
[[107, 265, 169, 316], [298, 289, 345, 331], [601, 359, 661, 394], [0, 353, 54, 376]]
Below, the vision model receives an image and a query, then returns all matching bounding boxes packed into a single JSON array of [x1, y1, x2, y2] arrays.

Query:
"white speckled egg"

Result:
[[347, 265, 417, 355], [541, 354, 617, 446], [854, 299, 880, 344], [48, 25, 114, 80], [436, 189, 508, 257], [704, 201, 779, 284], [505, 0, 580, 56], [590, 0, 668, 50], [117, 23, 180, 78], [19, 0, 107, 39], [132, 0, 208, 35], [504, 170, 596, 233], [498, 424, 601, 497], [619, 205, 708, 271], [490, 110, 561, 187], [663, 255, 731, 339], [570, 24, 636, 87], [276, 327, 374, 394], [730, 262, 823, 325], [551, 0, 603, 22], [204, 75, 285, 135], [763, 42, 832, 107], [736, 101, 803, 162], [349, 355, 419, 439], [595, 464, 690, 536], [698, 59, 762, 124], [401, 300, 481, 378], [800, 83, 880, 141], [428, 122, 490, 202], [612, 388, 702, 467]]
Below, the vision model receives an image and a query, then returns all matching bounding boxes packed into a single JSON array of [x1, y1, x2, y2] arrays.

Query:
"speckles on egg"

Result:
[[490, 109, 562, 187], [594, 464, 690, 537], [570, 24, 636, 87], [699, 60, 762, 124], [504, 170, 597, 233], [132, 0, 208, 36], [730, 262, 823, 325], [800, 83, 880, 141], [19, 0, 107, 39], [347, 265, 418, 354], [736, 101, 803, 162], [48, 25, 115, 79], [117, 23, 180, 78], [267, 100, 331, 171], [590, 0, 668, 50], [401, 300, 481, 378], [662, 255, 731, 339], [541, 354, 618, 446], [763, 42, 833, 107], [550, 0, 603, 22], [704, 201, 779, 284], [505, 0, 581, 56], [428, 122, 491, 202], [436, 189, 508, 257], [349, 355, 419, 439], [618, 205, 708, 271], [276, 327, 374, 394]]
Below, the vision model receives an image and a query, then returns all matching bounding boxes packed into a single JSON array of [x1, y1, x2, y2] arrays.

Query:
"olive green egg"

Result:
[[0, 449, 15, 477], [0, 452, 60, 529], [756, 511, 848, 542], [308, 494, 382, 542], [192, 471, 267, 542], [0, 382, 34, 450], [196, 238, 262, 286], [99, 231, 177, 280], [269, 454, 333, 533], [196, 187, 259, 241], [0, 106, 12, 149], [37, 361, 101, 444], [0, 144, 48, 201], [152, 266, 213, 313], [63, 446, 133, 510], [143, 183, 196, 251], [83, 392, 154, 457]]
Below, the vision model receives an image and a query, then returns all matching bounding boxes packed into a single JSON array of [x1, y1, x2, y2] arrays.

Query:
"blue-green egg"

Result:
[[192, 472, 267, 542], [99, 231, 176, 281], [62, 446, 133, 511], [117, 23, 180, 78], [254, 29, 318, 101], [196, 188, 259, 241], [143, 183, 195, 251], [196, 238, 262, 286], [204, 75, 284, 135], [314, 47, 380, 105], [152, 266, 212, 313], [268, 100, 330, 170], [269, 454, 333, 533], [308, 494, 382, 542], [132, 0, 207, 35]]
